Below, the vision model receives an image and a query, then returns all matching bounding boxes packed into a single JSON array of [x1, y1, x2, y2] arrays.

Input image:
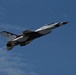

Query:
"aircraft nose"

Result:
[[62, 22, 68, 25]]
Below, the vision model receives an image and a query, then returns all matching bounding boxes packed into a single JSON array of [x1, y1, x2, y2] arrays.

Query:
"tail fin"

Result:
[[0, 31, 18, 40]]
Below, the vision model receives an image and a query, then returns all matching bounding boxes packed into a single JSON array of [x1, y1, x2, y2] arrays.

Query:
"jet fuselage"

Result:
[[2, 22, 68, 50]]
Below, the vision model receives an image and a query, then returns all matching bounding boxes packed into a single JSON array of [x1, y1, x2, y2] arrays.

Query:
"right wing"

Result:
[[23, 30, 43, 41], [0, 31, 18, 41], [23, 30, 36, 37]]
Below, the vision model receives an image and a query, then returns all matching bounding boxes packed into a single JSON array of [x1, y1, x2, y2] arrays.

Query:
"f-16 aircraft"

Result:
[[0, 22, 68, 50]]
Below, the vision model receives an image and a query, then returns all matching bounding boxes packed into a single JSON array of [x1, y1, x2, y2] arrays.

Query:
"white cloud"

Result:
[[0, 6, 5, 11], [1, 68, 25, 75], [0, 49, 38, 75], [0, 23, 26, 32]]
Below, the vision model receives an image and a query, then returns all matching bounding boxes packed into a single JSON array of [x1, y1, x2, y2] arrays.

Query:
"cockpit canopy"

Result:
[[45, 22, 56, 26], [48, 22, 55, 25]]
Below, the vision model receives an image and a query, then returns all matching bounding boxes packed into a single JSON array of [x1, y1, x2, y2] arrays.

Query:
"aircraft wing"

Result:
[[0, 31, 18, 40], [23, 30, 36, 37], [23, 30, 43, 41]]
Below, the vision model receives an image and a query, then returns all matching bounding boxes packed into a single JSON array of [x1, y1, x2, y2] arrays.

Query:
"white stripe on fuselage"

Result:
[[12, 23, 60, 42], [35, 23, 58, 34], [35, 23, 58, 32], [12, 35, 29, 42]]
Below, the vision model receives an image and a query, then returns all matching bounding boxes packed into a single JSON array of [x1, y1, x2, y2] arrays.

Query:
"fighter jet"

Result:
[[0, 22, 68, 50]]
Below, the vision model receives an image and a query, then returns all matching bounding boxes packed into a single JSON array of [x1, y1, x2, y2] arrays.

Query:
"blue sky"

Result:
[[0, 0, 76, 75]]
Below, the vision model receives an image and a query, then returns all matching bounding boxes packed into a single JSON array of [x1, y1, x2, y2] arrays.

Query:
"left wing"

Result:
[[0, 31, 18, 40]]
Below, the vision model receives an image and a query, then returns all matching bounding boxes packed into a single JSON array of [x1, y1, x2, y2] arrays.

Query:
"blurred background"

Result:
[[0, 0, 76, 75]]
